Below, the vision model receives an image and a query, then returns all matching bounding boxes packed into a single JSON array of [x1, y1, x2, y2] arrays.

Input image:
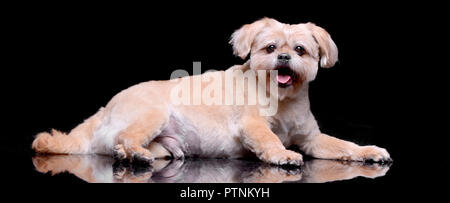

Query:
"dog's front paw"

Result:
[[355, 146, 392, 163], [261, 149, 303, 166]]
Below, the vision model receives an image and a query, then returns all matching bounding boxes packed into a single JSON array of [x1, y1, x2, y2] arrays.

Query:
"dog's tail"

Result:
[[32, 108, 105, 154]]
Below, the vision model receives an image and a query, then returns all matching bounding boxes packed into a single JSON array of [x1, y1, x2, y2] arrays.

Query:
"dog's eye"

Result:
[[266, 45, 276, 53], [295, 46, 305, 56]]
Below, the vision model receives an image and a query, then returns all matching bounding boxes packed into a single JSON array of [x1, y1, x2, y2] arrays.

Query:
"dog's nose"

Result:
[[278, 53, 291, 63]]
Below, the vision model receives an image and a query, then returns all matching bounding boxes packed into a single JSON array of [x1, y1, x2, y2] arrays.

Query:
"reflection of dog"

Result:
[[32, 155, 390, 183], [32, 18, 391, 165]]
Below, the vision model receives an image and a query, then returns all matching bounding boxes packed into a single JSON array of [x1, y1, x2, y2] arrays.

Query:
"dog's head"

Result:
[[230, 18, 338, 95]]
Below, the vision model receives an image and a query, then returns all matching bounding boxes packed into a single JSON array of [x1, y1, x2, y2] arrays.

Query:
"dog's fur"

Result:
[[32, 18, 391, 165]]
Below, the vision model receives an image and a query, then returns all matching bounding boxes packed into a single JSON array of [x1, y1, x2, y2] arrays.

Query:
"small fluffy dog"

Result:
[[32, 18, 391, 165]]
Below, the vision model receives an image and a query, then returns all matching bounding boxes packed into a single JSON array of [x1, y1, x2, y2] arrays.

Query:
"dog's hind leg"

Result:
[[116, 109, 169, 164], [113, 142, 171, 161]]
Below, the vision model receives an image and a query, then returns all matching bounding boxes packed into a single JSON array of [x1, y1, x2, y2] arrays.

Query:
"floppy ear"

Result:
[[307, 23, 339, 68], [229, 18, 273, 59]]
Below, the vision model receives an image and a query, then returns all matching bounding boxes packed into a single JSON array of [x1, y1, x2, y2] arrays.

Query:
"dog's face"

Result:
[[230, 18, 338, 97]]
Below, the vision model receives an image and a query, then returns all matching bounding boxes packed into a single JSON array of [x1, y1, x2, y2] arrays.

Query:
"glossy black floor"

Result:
[[29, 154, 392, 183], [1, 120, 397, 184]]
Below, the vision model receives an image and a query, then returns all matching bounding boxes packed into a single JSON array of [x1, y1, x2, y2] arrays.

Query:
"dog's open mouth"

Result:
[[276, 65, 298, 88]]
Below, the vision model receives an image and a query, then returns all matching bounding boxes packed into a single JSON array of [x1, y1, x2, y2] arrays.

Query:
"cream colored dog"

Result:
[[32, 18, 391, 166]]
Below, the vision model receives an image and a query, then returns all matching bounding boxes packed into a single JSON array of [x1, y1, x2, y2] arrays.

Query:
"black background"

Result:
[[1, 1, 440, 200]]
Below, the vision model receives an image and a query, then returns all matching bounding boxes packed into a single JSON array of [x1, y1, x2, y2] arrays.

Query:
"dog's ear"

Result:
[[307, 23, 338, 68], [230, 18, 273, 59]]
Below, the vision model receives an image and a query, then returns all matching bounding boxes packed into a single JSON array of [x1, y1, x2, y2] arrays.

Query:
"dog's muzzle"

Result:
[[276, 53, 298, 88]]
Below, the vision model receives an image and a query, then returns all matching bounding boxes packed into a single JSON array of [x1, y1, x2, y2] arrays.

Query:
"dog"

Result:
[[32, 18, 391, 166]]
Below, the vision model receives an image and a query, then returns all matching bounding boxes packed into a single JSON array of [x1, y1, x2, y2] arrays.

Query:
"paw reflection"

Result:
[[300, 159, 391, 183], [32, 155, 390, 183]]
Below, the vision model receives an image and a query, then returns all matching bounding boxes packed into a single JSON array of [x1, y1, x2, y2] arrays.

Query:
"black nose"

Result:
[[278, 53, 291, 62]]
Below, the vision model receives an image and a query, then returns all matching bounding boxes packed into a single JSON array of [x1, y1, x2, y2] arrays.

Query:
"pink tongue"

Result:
[[277, 75, 291, 84]]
